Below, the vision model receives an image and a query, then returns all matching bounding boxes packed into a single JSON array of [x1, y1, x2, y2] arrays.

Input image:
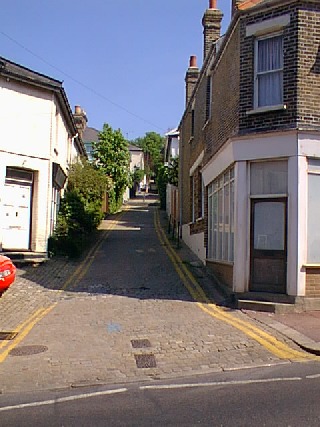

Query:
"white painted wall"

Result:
[[0, 77, 74, 253]]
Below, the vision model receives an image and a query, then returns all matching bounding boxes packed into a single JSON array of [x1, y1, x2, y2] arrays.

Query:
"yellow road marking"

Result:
[[0, 304, 56, 363], [154, 209, 317, 361]]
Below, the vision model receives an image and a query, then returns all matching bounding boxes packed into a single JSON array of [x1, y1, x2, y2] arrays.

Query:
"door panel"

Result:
[[1, 183, 32, 250], [250, 199, 287, 293]]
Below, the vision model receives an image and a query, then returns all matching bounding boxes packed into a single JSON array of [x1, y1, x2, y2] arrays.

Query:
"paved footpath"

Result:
[[0, 196, 317, 394]]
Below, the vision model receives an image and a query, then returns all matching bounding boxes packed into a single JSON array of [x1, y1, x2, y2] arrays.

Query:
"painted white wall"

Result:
[[182, 224, 206, 264], [0, 77, 75, 252]]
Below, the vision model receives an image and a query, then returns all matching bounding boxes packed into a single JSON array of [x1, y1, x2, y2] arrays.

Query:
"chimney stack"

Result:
[[73, 105, 88, 139], [202, 0, 223, 61], [185, 56, 200, 106]]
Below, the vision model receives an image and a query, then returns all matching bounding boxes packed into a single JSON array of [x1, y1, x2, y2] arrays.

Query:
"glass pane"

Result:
[[254, 202, 285, 250], [223, 184, 230, 260], [258, 36, 283, 73], [308, 159, 320, 173], [307, 174, 320, 262], [230, 180, 235, 262], [218, 188, 223, 259], [251, 161, 287, 195], [258, 71, 283, 107], [213, 193, 218, 259]]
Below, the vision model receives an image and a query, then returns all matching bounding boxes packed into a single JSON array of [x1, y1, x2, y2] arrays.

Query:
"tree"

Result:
[[93, 124, 131, 211], [132, 132, 165, 180], [49, 158, 107, 257]]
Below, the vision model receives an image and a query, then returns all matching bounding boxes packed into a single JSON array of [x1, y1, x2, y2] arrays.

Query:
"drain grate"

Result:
[[0, 332, 18, 340], [134, 353, 157, 368], [9, 345, 48, 356], [131, 339, 151, 349]]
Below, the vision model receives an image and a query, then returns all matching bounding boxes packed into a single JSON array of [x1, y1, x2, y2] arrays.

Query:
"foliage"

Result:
[[156, 164, 169, 210], [132, 132, 165, 179], [131, 167, 145, 184], [167, 157, 179, 187], [49, 159, 107, 258], [93, 124, 131, 210]]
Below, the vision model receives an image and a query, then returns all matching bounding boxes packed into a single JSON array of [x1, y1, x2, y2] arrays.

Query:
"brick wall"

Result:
[[239, 2, 320, 134], [297, 6, 320, 130], [206, 260, 234, 289], [306, 268, 320, 297], [204, 23, 241, 163]]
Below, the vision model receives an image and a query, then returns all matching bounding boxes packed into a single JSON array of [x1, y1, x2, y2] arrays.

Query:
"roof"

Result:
[[83, 126, 100, 143], [129, 144, 143, 152], [237, 0, 266, 10]]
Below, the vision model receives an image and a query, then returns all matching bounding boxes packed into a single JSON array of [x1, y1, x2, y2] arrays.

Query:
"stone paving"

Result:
[[0, 197, 308, 394]]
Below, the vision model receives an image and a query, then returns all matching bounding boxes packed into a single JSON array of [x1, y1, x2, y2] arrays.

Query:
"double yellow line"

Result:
[[154, 209, 317, 361], [0, 208, 128, 363]]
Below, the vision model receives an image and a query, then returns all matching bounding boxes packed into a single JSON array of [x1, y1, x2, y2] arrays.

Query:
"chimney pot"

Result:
[[75, 105, 82, 114], [189, 55, 197, 68], [209, 0, 217, 9]]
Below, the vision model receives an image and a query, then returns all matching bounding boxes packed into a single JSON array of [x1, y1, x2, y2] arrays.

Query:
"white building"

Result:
[[0, 57, 86, 258]]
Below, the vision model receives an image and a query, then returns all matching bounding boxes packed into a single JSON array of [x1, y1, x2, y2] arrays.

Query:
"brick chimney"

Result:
[[73, 105, 88, 139], [185, 55, 199, 106], [202, 0, 223, 61]]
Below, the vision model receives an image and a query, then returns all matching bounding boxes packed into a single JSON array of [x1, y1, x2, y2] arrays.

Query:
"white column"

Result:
[[287, 155, 307, 296], [233, 161, 249, 293]]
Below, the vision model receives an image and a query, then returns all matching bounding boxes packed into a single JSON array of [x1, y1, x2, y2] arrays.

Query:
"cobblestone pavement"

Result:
[[0, 196, 312, 394]]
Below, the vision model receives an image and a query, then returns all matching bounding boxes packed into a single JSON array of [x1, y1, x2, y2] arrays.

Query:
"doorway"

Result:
[[250, 198, 287, 293]]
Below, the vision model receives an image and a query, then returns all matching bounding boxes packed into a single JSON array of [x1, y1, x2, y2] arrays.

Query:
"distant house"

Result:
[[179, 0, 320, 307], [165, 128, 180, 227], [82, 126, 99, 162], [0, 56, 86, 258], [164, 128, 179, 164]]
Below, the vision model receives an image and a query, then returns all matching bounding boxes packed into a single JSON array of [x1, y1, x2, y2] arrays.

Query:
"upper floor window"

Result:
[[255, 34, 283, 108]]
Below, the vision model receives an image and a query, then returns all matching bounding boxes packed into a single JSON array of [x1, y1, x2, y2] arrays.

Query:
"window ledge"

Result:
[[188, 136, 194, 144], [303, 264, 320, 269], [206, 259, 234, 267], [246, 104, 287, 115], [196, 217, 204, 222]]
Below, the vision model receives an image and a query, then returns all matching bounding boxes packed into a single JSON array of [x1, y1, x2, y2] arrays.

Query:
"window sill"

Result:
[[246, 104, 287, 115], [202, 119, 210, 131], [188, 136, 194, 144], [303, 264, 320, 269], [206, 259, 234, 267]]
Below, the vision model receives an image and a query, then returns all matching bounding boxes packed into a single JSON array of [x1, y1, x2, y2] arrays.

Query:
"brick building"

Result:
[[179, 0, 320, 307]]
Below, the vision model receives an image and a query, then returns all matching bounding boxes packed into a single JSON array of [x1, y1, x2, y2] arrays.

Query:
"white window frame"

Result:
[[254, 32, 284, 110], [207, 167, 234, 263]]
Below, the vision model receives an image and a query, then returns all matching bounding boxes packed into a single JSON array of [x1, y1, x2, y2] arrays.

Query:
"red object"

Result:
[[0, 255, 16, 294]]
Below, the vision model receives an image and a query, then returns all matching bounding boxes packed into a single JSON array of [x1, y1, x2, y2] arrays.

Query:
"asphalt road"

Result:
[[0, 362, 319, 426]]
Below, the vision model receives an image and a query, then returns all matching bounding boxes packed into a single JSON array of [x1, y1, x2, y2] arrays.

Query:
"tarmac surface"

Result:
[[0, 195, 319, 394]]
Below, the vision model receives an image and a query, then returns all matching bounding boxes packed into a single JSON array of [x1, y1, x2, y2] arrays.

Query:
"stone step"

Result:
[[237, 299, 296, 314]]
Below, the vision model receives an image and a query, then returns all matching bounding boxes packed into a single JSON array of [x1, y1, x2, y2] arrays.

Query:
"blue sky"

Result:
[[1, 0, 231, 140]]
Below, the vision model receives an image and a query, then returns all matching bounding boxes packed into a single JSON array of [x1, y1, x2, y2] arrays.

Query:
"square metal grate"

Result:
[[0, 332, 18, 340], [131, 339, 151, 349], [134, 354, 157, 368]]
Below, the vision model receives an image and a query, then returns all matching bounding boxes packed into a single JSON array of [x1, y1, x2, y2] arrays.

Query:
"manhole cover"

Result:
[[134, 354, 157, 368], [131, 339, 151, 349], [9, 345, 48, 356], [0, 332, 18, 340]]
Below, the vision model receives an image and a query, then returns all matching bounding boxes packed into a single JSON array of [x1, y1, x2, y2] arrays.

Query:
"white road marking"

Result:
[[140, 377, 302, 390], [0, 388, 127, 412], [306, 373, 320, 379]]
